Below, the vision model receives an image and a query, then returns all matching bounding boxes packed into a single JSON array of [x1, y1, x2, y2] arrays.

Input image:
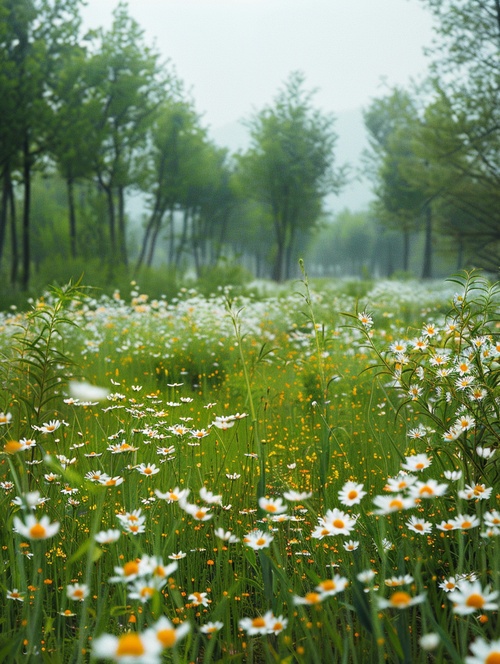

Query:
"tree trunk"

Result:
[[67, 176, 77, 259], [21, 136, 31, 291], [175, 208, 189, 268], [0, 168, 9, 267], [456, 237, 464, 271], [272, 218, 286, 282], [146, 212, 163, 268], [117, 185, 127, 266], [402, 228, 410, 272], [136, 195, 161, 274], [9, 175, 18, 286], [167, 207, 176, 264], [104, 185, 116, 259], [421, 204, 433, 279]]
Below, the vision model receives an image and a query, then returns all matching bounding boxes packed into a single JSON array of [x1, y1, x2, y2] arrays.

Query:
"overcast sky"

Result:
[[80, 0, 436, 131]]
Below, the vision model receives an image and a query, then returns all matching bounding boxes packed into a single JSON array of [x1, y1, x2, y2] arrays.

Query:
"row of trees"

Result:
[[363, 0, 500, 277], [0, 0, 346, 290], [1, 0, 498, 294]]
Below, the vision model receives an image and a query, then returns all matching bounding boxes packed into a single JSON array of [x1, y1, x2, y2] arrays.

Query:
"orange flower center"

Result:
[[73, 588, 85, 599], [140, 587, 154, 598], [255, 537, 266, 546], [305, 592, 321, 604], [195, 510, 206, 520], [4, 441, 23, 454], [123, 561, 139, 577], [29, 524, 47, 539], [486, 653, 500, 664], [465, 593, 485, 609], [461, 521, 472, 529], [333, 519, 345, 529], [389, 499, 403, 510], [414, 524, 424, 531], [320, 580, 336, 591], [415, 463, 424, 469], [116, 633, 145, 656], [252, 617, 266, 628], [347, 490, 358, 500], [419, 486, 433, 496], [443, 523, 454, 530], [157, 628, 176, 648], [389, 591, 411, 608]]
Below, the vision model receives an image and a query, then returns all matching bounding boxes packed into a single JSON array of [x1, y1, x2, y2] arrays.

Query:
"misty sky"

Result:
[[80, 0, 436, 131]]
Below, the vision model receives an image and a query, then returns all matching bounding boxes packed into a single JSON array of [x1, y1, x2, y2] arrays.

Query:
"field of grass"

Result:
[[0, 271, 498, 663]]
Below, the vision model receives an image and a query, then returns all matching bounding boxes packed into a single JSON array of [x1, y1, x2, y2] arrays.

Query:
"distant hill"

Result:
[[208, 107, 374, 214]]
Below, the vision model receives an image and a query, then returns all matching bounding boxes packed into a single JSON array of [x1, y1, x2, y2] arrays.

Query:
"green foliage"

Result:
[[0, 275, 498, 662], [237, 71, 347, 281], [195, 262, 253, 297], [0, 280, 86, 432]]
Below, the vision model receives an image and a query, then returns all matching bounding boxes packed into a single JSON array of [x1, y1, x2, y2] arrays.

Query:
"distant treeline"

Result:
[[0, 0, 498, 298]]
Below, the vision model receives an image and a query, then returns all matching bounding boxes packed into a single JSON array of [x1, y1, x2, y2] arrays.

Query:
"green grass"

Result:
[[0, 272, 498, 663]]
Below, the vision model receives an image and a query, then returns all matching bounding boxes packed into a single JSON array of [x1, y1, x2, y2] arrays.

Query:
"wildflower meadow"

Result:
[[0, 270, 498, 663]]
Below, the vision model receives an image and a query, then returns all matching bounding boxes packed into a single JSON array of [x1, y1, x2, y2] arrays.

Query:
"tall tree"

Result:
[[87, 1, 173, 267], [364, 89, 430, 274], [135, 98, 203, 272], [0, 0, 83, 289], [237, 72, 345, 282], [415, 0, 500, 270]]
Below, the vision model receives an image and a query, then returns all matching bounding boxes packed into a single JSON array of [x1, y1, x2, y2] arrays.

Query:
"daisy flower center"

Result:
[[195, 510, 206, 520], [73, 589, 85, 599], [415, 463, 424, 469], [4, 441, 23, 454], [305, 592, 321, 604], [419, 486, 433, 496], [252, 617, 266, 628], [116, 633, 145, 656], [123, 561, 139, 576], [29, 523, 47, 539], [255, 537, 266, 546], [347, 490, 358, 500], [414, 524, 424, 531], [389, 499, 403, 510], [389, 591, 411, 608], [333, 519, 345, 529], [157, 628, 176, 648], [140, 587, 154, 598], [321, 580, 336, 591], [461, 521, 472, 529], [486, 653, 500, 664], [465, 593, 485, 609]]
